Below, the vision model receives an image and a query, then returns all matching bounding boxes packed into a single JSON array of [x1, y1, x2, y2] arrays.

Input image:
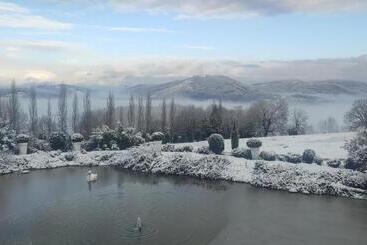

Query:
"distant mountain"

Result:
[[252, 80, 367, 95], [2, 76, 366, 104], [127, 76, 367, 102], [127, 75, 272, 101]]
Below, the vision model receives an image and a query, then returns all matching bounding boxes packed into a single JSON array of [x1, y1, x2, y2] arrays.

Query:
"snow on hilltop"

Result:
[[0, 132, 365, 199]]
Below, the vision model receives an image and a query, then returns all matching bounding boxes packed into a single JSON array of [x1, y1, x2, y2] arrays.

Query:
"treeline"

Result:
[[0, 81, 340, 142]]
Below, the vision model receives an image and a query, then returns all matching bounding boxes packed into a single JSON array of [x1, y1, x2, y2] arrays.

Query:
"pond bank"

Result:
[[0, 144, 366, 199]]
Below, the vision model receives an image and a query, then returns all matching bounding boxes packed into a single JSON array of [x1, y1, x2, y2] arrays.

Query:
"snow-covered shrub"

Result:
[[162, 133, 171, 144], [196, 146, 210, 154], [175, 145, 193, 152], [49, 132, 70, 152], [260, 151, 277, 161], [16, 134, 29, 143], [208, 134, 224, 154], [0, 121, 16, 152], [302, 149, 316, 164], [131, 134, 145, 146], [28, 138, 51, 152], [344, 129, 367, 171], [85, 126, 145, 151], [282, 153, 302, 164], [71, 133, 84, 142], [327, 160, 342, 168], [161, 144, 175, 152], [64, 152, 75, 161], [314, 156, 323, 165], [246, 139, 262, 148], [231, 148, 252, 159], [344, 158, 360, 171], [151, 132, 164, 141]]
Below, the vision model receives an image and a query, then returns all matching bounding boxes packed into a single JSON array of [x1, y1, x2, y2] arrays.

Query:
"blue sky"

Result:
[[0, 0, 367, 84]]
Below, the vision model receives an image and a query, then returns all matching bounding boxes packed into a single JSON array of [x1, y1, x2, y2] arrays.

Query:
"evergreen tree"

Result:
[[29, 85, 38, 136], [231, 121, 239, 149]]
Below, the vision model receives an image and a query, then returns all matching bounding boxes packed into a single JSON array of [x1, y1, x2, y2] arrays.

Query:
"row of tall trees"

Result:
[[2, 81, 347, 143]]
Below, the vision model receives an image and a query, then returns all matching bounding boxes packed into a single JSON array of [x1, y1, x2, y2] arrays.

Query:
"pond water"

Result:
[[0, 167, 366, 245]]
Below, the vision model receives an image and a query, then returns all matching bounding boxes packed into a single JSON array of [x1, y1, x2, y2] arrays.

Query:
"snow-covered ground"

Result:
[[177, 132, 355, 159], [0, 132, 366, 199]]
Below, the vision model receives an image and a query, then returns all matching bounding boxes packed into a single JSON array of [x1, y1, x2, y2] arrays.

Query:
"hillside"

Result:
[[127, 75, 272, 101]]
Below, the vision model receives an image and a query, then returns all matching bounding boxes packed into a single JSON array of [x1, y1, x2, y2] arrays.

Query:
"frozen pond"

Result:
[[0, 167, 366, 245]]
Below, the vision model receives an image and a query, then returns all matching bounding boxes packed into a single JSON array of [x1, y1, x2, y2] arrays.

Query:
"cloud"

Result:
[[108, 0, 367, 19], [0, 1, 72, 30], [108, 26, 172, 33], [24, 70, 57, 81], [1, 53, 367, 85], [0, 40, 73, 52]]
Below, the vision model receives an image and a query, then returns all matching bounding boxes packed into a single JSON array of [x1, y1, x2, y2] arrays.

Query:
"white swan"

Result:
[[86, 170, 98, 182], [136, 217, 142, 232]]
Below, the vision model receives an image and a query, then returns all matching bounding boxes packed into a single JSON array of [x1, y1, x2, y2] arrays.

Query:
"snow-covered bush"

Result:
[[260, 151, 277, 161], [16, 134, 29, 143], [162, 133, 171, 144], [327, 160, 341, 168], [302, 149, 316, 164], [314, 156, 323, 165], [85, 126, 145, 151], [175, 145, 193, 152], [28, 138, 51, 152], [208, 134, 224, 154], [131, 133, 145, 146], [232, 148, 252, 159], [196, 146, 210, 154], [161, 144, 175, 152], [49, 132, 70, 152], [280, 153, 302, 164], [344, 129, 367, 171], [246, 139, 262, 148], [71, 133, 84, 142], [64, 152, 75, 161], [151, 132, 164, 141]]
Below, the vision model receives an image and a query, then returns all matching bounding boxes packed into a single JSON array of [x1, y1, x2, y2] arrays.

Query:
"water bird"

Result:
[[86, 170, 98, 182], [136, 217, 142, 232]]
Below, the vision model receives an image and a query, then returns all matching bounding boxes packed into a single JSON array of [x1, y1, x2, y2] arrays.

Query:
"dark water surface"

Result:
[[0, 167, 366, 245]]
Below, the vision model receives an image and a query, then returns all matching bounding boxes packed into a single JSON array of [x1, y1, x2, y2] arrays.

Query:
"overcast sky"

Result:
[[0, 0, 367, 85]]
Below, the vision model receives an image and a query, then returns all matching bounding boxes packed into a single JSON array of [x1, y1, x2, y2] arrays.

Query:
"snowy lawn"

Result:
[[176, 132, 355, 159]]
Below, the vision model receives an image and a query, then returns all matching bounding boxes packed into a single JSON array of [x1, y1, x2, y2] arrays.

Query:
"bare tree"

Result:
[[169, 98, 176, 137], [250, 98, 288, 137], [345, 98, 367, 130], [105, 92, 115, 128], [161, 98, 167, 132], [288, 108, 308, 135], [318, 116, 339, 133], [127, 95, 135, 127], [9, 80, 20, 132], [47, 97, 53, 136], [137, 96, 144, 132], [72, 93, 79, 133], [145, 93, 152, 133], [81, 90, 92, 138], [29, 85, 38, 136], [58, 84, 68, 133]]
